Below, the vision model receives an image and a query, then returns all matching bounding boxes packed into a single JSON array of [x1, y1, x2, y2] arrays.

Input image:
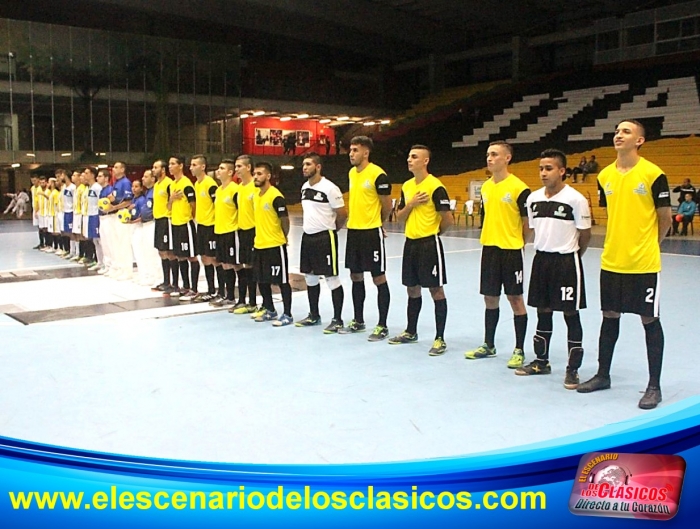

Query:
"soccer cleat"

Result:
[[563, 368, 580, 390], [69, 255, 81, 261], [323, 319, 344, 334], [97, 267, 110, 275], [32, 244, 42, 250], [388, 331, 418, 345], [272, 314, 294, 327], [368, 325, 389, 342], [179, 290, 198, 302], [464, 343, 497, 360], [428, 338, 447, 356], [229, 302, 248, 313], [338, 319, 366, 334], [254, 309, 278, 322], [233, 304, 257, 314], [250, 306, 266, 319], [507, 348, 525, 369], [514, 360, 551, 376], [295, 314, 321, 327], [576, 374, 611, 393], [193, 292, 213, 303], [209, 296, 225, 306], [87, 263, 101, 272], [151, 283, 169, 292], [638, 387, 662, 410]]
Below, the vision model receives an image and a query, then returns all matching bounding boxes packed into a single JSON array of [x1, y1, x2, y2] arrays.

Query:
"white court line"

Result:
[[0, 263, 82, 274]]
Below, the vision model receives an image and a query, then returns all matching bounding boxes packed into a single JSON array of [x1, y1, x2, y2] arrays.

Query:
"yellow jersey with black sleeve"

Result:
[[153, 176, 173, 220], [74, 184, 86, 215], [347, 162, 391, 230], [214, 181, 239, 235], [399, 175, 451, 239], [31, 185, 39, 214], [598, 157, 670, 274], [254, 186, 288, 249], [480, 174, 530, 250], [195, 175, 218, 226], [170, 176, 196, 226], [237, 180, 258, 230], [37, 188, 47, 216]]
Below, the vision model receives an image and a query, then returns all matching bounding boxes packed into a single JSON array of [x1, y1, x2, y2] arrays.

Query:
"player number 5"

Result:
[[373, 250, 379, 262]]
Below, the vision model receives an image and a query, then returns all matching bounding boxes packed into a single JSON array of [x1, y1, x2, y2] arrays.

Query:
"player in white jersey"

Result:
[[295, 154, 348, 333], [516, 149, 591, 389]]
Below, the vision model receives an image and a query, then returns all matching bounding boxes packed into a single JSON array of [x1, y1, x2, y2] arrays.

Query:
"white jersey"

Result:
[[301, 177, 344, 234], [87, 183, 103, 216], [526, 184, 591, 254], [62, 183, 76, 213]]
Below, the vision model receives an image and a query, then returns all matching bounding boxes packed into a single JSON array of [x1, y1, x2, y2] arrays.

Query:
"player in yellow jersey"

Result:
[[30, 176, 43, 249], [230, 154, 260, 313], [251, 162, 292, 326], [465, 141, 532, 368], [210, 159, 240, 307], [183, 155, 219, 302], [36, 176, 51, 251], [339, 136, 393, 340], [167, 156, 199, 298], [151, 159, 179, 293], [388, 145, 452, 356], [577, 120, 672, 410]]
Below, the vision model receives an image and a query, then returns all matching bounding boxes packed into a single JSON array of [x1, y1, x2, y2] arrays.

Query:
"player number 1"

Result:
[[326, 255, 331, 265]]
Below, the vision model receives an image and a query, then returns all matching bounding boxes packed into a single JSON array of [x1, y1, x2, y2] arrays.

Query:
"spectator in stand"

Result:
[[672, 178, 696, 206], [571, 156, 587, 183], [671, 192, 697, 236], [582, 155, 599, 182]]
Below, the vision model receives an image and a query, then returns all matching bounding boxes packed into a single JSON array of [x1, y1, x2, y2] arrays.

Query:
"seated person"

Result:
[[570, 156, 587, 183], [582, 155, 599, 181], [671, 192, 697, 236], [672, 178, 696, 206]]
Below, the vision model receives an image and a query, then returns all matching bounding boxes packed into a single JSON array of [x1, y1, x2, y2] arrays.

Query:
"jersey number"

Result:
[[271, 266, 281, 276], [514, 270, 523, 284], [432, 265, 438, 277], [181, 242, 189, 251], [560, 287, 574, 301], [645, 288, 655, 303], [209, 241, 216, 250], [326, 255, 332, 265], [373, 250, 380, 262]]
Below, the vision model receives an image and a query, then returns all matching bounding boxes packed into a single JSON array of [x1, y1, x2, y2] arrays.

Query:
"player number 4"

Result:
[[432, 265, 438, 277]]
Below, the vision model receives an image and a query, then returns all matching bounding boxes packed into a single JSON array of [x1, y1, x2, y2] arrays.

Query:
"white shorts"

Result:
[[57, 213, 64, 233], [46, 216, 55, 233], [73, 214, 83, 235], [82, 215, 89, 238], [33, 211, 39, 227], [39, 215, 47, 230]]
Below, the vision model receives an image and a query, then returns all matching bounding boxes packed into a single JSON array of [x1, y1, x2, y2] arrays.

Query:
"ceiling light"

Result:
[[280, 165, 295, 170], [97, 164, 108, 169], [61, 153, 71, 157], [380, 119, 391, 124], [280, 117, 292, 121], [240, 113, 249, 118], [319, 119, 331, 124], [297, 113, 309, 119], [26, 153, 36, 157], [363, 121, 376, 126], [252, 111, 265, 116], [337, 116, 350, 121], [11, 163, 20, 168]]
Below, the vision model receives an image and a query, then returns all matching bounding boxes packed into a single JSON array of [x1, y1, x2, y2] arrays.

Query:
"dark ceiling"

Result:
[[0, 0, 686, 66]]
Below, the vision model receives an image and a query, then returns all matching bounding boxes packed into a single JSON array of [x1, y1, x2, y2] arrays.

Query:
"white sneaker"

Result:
[[87, 263, 101, 271], [97, 267, 110, 275]]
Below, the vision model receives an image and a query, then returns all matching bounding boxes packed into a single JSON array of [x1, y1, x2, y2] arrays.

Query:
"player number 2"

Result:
[[560, 287, 574, 301], [271, 266, 281, 276], [645, 288, 654, 303], [514, 270, 523, 284]]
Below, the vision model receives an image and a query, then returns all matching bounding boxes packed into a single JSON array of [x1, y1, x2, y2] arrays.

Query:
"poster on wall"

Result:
[[269, 129, 283, 146], [296, 130, 310, 148], [255, 128, 270, 146]]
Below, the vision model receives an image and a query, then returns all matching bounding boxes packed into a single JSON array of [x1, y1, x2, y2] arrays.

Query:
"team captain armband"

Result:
[[375, 174, 392, 195], [651, 174, 671, 208]]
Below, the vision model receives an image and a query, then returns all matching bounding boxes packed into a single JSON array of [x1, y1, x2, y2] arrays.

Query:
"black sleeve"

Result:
[[398, 191, 406, 210], [598, 182, 607, 207], [272, 196, 288, 218], [672, 185, 681, 193], [516, 189, 531, 217], [375, 173, 392, 196], [208, 185, 218, 202], [432, 187, 451, 211], [651, 174, 671, 208], [184, 185, 196, 202], [166, 184, 171, 198], [232, 192, 238, 208]]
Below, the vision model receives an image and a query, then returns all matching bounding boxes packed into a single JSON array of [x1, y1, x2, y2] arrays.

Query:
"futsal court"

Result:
[[0, 218, 698, 464]]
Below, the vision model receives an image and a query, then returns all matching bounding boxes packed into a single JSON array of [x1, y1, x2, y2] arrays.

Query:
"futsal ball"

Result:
[[98, 197, 111, 211], [675, 214, 683, 222], [117, 209, 132, 224]]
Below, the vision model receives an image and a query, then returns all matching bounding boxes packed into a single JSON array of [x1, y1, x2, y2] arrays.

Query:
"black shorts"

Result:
[[402, 235, 447, 288], [345, 227, 385, 277], [528, 251, 586, 312], [600, 270, 660, 317], [154, 217, 173, 252], [253, 245, 289, 284], [300, 230, 340, 276], [480, 245, 525, 297], [216, 232, 236, 264], [171, 221, 197, 258], [236, 228, 255, 266], [197, 224, 216, 258]]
